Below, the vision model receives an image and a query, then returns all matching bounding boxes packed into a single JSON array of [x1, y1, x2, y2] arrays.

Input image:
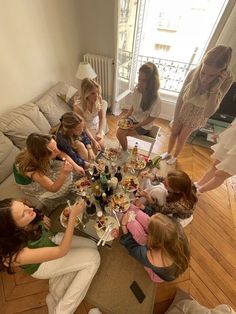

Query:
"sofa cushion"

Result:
[[36, 82, 72, 127], [166, 289, 235, 314], [0, 173, 38, 206], [0, 103, 51, 149], [0, 132, 20, 183]]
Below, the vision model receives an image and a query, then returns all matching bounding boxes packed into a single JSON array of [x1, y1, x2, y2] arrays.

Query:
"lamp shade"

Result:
[[75, 62, 97, 80]]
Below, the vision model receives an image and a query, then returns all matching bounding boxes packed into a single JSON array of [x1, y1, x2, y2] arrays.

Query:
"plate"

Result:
[[74, 177, 91, 193], [60, 210, 81, 228], [128, 156, 146, 170], [110, 192, 130, 213], [96, 158, 107, 171], [118, 118, 133, 130], [95, 216, 119, 242], [103, 147, 119, 160], [122, 175, 139, 192]]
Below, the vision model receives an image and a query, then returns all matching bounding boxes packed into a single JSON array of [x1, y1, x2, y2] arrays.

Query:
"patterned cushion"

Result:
[[0, 132, 20, 183], [0, 103, 51, 149], [37, 82, 73, 127]]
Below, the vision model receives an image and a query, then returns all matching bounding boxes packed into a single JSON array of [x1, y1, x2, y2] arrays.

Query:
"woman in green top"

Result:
[[14, 133, 85, 212], [0, 198, 100, 314]]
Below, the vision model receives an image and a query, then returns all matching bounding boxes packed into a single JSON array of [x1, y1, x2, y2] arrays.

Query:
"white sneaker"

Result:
[[194, 181, 199, 188], [88, 309, 102, 314], [166, 156, 177, 165], [160, 152, 171, 160]]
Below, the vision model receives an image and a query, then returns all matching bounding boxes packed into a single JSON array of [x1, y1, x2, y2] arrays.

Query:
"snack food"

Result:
[[118, 118, 133, 129], [128, 156, 146, 170], [74, 177, 91, 193], [110, 193, 130, 213], [103, 147, 119, 160], [60, 208, 80, 228], [95, 216, 119, 242], [122, 175, 139, 192]]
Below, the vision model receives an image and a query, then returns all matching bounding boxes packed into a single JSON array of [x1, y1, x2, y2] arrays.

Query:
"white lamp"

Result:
[[75, 62, 97, 80]]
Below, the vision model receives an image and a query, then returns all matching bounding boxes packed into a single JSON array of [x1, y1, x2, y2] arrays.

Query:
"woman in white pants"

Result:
[[0, 198, 100, 314]]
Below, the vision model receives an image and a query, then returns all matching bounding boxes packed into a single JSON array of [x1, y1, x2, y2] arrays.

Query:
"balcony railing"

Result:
[[118, 50, 196, 93]]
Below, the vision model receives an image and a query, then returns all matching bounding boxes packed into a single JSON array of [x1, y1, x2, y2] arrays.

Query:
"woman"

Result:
[[52, 111, 97, 163], [13, 133, 85, 212], [73, 78, 107, 149], [120, 211, 190, 282], [195, 118, 236, 193], [161, 45, 233, 165], [0, 198, 100, 314], [116, 62, 161, 160], [138, 170, 197, 225]]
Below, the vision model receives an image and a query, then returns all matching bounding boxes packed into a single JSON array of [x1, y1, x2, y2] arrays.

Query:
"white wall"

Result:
[[0, 0, 81, 114], [77, 0, 115, 59]]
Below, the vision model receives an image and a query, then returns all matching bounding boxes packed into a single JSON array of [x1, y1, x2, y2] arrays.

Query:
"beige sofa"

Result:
[[0, 82, 75, 205]]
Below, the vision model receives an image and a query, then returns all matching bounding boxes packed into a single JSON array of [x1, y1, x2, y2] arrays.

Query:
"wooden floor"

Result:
[[1, 116, 236, 314]]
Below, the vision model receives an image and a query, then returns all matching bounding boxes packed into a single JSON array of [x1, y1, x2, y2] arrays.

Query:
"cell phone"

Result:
[[130, 281, 146, 303]]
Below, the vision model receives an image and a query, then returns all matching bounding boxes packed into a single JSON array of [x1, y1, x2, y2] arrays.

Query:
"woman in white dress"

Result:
[[196, 118, 236, 193], [73, 79, 107, 150]]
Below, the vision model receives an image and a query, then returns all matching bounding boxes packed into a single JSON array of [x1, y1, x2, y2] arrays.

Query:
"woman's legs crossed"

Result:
[[32, 237, 100, 314]]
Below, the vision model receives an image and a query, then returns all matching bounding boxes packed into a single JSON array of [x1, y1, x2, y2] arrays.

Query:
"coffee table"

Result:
[[50, 150, 151, 248]]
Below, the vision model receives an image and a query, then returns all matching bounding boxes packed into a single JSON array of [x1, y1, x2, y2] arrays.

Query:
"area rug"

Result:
[[85, 240, 156, 314]]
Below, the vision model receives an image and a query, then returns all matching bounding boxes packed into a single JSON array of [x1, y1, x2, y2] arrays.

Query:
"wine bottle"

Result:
[[114, 166, 122, 182], [132, 142, 138, 157], [104, 165, 111, 180]]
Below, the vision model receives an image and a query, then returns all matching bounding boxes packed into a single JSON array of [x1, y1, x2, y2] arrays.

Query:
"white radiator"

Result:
[[83, 53, 114, 106]]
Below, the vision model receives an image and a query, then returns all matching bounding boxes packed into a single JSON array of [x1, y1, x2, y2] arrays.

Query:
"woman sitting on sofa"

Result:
[[13, 133, 85, 211], [52, 111, 97, 163], [0, 198, 100, 314], [72, 78, 107, 149]]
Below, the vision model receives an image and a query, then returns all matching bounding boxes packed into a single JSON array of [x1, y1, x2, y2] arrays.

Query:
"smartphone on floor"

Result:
[[130, 281, 146, 304]]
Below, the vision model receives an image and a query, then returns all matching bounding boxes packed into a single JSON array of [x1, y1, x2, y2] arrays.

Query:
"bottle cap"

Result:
[[97, 210, 103, 218]]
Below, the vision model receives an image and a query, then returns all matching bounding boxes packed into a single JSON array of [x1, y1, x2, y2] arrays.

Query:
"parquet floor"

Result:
[[1, 116, 235, 314]]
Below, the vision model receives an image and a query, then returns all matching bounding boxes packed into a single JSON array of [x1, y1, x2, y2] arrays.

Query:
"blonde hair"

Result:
[[51, 111, 84, 149], [16, 133, 54, 175], [147, 213, 190, 276], [185, 45, 232, 98], [80, 78, 102, 112]]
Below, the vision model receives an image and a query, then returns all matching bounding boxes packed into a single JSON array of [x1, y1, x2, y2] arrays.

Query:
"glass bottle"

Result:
[[114, 166, 122, 182], [104, 165, 111, 180], [132, 142, 138, 158], [93, 166, 100, 181], [100, 172, 108, 191], [86, 200, 96, 216], [100, 192, 109, 212], [94, 185, 102, 201], [106, 179, 113, 196]]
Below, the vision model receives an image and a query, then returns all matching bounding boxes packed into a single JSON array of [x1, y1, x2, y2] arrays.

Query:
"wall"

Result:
[[0, 0, 81, 114], [77, 0, 116, 60]]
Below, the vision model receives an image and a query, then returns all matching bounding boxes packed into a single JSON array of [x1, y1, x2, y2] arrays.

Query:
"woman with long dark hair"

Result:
[[116, 62, 161, 159], [0, 198, 100, 314]]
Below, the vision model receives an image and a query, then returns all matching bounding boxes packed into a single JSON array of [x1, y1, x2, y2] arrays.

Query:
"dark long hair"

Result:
[[0, 199, 43, 274], [139, 62, 160, 111]]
